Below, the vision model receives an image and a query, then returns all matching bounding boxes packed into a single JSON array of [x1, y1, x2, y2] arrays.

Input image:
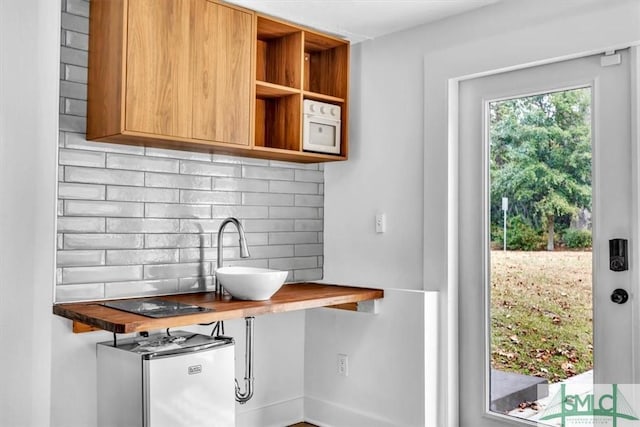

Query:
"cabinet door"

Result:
[[125, 0, 193, 138], [192, 1, 252, 146]]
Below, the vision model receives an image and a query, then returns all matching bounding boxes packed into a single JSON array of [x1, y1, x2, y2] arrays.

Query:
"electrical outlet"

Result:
[[337, 353, 349, 377], [375, 213, 386, 233]]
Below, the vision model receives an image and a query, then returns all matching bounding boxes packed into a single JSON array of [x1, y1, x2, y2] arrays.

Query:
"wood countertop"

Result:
[[53, 283, 384, 334]]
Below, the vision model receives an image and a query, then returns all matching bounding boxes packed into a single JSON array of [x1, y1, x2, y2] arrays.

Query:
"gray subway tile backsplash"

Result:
[[60, 79, 88, 100], [57, 217, 105, 233], [247, 245, 295, 259], [268, 256, 318, 271], [59, 148, 105, 167], [58, 182, 107, 200], [180, 189, 240, 205], [63, 98, 87, 116], [64, 64, 87, 84], [294, 244, 324, 257], [145, 203, 211, 219], [294, 169, 324, 183], [65, 131, 146, 155], [59, 114, 87, 133], [179, 276, 215, 293], [65, 200, 144, 217], [269, 206, 320, 219], [63, 233, 144, 250], [269, 180, 318, 194], [144, 262, 211, 280], [294, 194, 324, 207], [294, 219, 324, 232], [61, 12, 89, 34], [106, 249, 180, 266], [242, 192, 294, 207], [57, 250, 106, 267], [65, 30, 89, 51], [60, 46, 88, 69], [242, 165, 294, 181], [104, 279, 180, 299], [210, 205, 269, 219], [269, 231, 319, 245], [62, 265, 143, 285], [65, 0, 89, 18], [178, 248, 220, 263], [243, 219, 295, 233], [106, 218, 180, 234], [144, 233, 210, 249], [294, 268, 324, 282], [213, 177, 269, 192], [146, 172, 211, 190], [56, 283, 105, 302], [55, 2, 324, 302], [65, 165, 145, 186], [145, 147, 213, 162], [224, 258, 269, 269], [180, 160, 241, 177], [179, 219, 225, 234], [107, 153, 180, 174], [106, 186, 179, 203]]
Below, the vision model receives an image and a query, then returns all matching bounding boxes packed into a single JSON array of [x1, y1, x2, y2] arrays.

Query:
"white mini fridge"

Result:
[[97, 331, 235, 427]]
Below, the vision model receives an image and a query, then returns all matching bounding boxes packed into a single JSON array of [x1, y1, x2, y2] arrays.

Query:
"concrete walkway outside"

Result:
[[506, 370, 593, 425]]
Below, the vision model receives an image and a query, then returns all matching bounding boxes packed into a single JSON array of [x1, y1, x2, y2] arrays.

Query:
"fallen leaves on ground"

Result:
[[490, 250, 593, 383]]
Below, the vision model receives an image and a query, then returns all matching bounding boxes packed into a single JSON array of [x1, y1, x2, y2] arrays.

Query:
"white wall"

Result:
[[0, 0, 59, 426], [320, 0, 640, 426], [304, 290, 438, 427]]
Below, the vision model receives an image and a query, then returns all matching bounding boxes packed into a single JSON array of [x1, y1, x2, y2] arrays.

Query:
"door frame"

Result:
[[445, 46, 640, 426]]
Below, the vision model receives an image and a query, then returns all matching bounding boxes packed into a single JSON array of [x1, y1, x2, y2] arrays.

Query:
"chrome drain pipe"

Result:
[[235, 316, 254, 404]]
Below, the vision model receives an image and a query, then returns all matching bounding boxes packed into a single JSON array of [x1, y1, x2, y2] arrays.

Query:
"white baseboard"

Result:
[[236, 397, 304, 427], [304, 396, 399, 427]]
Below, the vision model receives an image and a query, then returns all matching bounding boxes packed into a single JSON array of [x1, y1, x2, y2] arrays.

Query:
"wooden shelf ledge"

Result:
[[53, 283, 383, 334]]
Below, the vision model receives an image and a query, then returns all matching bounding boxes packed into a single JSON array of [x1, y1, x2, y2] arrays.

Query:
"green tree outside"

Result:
[[490, 88, 592, 250]]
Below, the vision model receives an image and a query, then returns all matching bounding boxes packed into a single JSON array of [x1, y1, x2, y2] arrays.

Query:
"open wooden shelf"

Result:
[[303, 34, 349, 99], [256, 17, 302, 89], [256, 80, 301, 98], [255, 94, 302, 151], [303, 90, 345, 104], [253, 14, 349, 161], [53, 283, 383, 334]]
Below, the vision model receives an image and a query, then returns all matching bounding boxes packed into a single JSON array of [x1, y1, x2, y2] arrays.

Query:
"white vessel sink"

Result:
[[216, 267, 287, 301]]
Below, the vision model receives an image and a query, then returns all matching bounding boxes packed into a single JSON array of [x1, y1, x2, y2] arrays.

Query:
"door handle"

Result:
[[611, 288, 629, 304]]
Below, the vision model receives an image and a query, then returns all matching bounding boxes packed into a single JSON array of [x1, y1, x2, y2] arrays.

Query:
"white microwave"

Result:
[[303, 99, 341, 155]]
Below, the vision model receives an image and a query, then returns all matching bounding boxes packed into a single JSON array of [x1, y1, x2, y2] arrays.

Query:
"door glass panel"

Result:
[[488, 88, 593, 424]]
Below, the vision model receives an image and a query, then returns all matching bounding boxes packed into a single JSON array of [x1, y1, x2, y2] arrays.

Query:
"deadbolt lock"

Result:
[[611, 288, 629, 304]]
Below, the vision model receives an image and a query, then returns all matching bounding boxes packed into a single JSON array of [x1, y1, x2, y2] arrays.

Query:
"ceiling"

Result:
[[225, 0, 500, 43]]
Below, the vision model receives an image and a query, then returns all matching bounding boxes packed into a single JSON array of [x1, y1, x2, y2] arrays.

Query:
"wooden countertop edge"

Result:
[[52, 283, 384, 334]]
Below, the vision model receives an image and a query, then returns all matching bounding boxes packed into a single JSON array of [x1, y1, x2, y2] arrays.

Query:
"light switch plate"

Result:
[[375, 213, 386, 233]]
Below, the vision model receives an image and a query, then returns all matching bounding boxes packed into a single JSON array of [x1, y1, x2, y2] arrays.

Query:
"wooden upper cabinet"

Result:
[[88, 0, 253, 150], [191, 1, 252, 145], [87, 0, 349, 162]]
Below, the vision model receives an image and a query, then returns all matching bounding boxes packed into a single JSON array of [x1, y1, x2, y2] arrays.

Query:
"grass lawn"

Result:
[[491, 250, 592, 383]]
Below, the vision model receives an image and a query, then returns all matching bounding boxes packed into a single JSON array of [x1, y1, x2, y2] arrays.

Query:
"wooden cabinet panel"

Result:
[[87, 0, 126, 140], [125, 0, 193, 138], [192, 1, 252, 146]]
